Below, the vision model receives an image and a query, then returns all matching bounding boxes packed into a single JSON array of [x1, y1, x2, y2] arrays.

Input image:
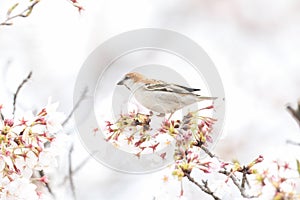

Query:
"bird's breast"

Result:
[[133, 89, 198, 114]]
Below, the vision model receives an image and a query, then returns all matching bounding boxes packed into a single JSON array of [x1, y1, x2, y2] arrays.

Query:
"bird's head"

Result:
[[117, 72, 146, 90]]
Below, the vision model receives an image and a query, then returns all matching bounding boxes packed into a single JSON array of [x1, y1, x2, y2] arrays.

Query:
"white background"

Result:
[[0, 0, 300, 199]]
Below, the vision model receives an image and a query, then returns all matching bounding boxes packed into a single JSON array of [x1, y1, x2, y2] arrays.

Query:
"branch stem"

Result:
[[12, 71, 32, 117], [68, 144, 76, 200], [184, 172, 221, 200], [39, 170, 55, 198], [62, 87, 88, 127], [0, 1, 40, 26]]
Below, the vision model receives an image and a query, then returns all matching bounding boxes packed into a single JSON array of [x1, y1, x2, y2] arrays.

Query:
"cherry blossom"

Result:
[[1, 178, 39, 200], [0, 101, 62, 199]]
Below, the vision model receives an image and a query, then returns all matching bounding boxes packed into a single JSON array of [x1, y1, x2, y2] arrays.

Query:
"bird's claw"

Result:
[[156, 113, 165, 117]]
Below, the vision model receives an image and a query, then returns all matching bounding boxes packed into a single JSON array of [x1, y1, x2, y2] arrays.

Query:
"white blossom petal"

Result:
[[37, 151, 57, 170], [0, 156, 5, 172]]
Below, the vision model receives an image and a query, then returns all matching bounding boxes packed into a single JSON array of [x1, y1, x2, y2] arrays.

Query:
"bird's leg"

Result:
[[167, 112, 174, 122], [156, 113, 165, 117]]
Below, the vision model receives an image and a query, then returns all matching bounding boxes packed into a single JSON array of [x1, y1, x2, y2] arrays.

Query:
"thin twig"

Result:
[[287, 140, 300, 146], [60, 87, 88, 198], [286, 103, 300, 127], [0, 111, 3, 121], [38, 170, 55, 198], [241, 167, 247, 189], [184, 172, 221, 200], [219, 170, 258, 198], [12, 71, 32, 117], [62, 87, 88, 127], [60, 151, 97, 186], [245, 175, 251, 188], [200, 145, 217, 158], [66, 0, 84, 12], [0, 1, 40, 26], [73, 154, 93, 174], [286, 100, 300, 146], [200, 144, 259, 198], [68, 144, 76, 200]]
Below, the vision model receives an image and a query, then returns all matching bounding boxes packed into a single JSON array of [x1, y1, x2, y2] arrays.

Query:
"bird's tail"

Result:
[[197, 96, 217, 101]]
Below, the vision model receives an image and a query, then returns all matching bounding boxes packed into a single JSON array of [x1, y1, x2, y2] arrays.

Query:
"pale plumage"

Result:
[[117, 72, 216, 117]]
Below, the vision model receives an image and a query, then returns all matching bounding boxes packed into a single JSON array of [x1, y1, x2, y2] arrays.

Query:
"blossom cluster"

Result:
[[104, 105, 300, 199], [105, 111, 161, 157], [0, 101, 63, 200], [104, 105, 216, 159], [162, 108, 219, 180], [256, 160, 300, 199]]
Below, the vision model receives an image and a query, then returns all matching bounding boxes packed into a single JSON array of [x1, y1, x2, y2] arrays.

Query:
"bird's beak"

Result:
[[117, 79, 124, 85]]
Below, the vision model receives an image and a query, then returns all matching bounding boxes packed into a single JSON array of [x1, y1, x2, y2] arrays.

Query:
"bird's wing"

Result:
[[145, 82, 200, 94]]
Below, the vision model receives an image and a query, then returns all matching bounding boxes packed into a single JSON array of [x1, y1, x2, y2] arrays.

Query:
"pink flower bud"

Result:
[[160, 152, 166, 160], [201, 105, 214, 110], [37, 191, 42, 198], [5, 151, 11, 156], [39, 176, 49, 183], [38, 108, 47, 116], [4, 119, 14, 127], [255, 155, 264, 164], [37, 117, 46, 125], [105, 121, 112, 127], [220, 162, 229, 168], [158, 128, 167, 133]]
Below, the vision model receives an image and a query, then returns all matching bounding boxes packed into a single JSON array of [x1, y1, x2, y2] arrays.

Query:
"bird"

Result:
[[117, 72, 216, 119]]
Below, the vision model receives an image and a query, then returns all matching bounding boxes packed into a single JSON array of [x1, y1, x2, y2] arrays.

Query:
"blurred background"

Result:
[[0, 0, 300, 199]]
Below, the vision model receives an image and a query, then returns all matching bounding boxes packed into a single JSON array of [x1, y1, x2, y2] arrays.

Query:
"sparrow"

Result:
[[117, 72, 216, 118]]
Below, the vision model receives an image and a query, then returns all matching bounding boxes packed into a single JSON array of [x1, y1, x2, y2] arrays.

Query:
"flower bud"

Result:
[[4, 119, 14, 127]]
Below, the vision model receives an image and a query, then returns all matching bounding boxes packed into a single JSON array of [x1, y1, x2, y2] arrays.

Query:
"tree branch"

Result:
[[72, 153, 93, 174], [60, 151, 96, 186], [286, 101, 300, 127], [67, 0, 84, 12], [62, 87, 88, 127], [286, 100, 300, 145], [0, 1, 40, 26], [68, 144, 76, 200], [0, 111, 4, 121], [199, 143, 260, 199], [38, 170, 55, 198], [184, 172, 221, 200], [286, 140, 300, 146], [200, 145, 217, 158], [12, 71, 32, 117], [218, 170, 258, 198]]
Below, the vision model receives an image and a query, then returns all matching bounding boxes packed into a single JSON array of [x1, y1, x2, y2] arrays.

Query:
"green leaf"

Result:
[[296, 159, 300, 176], [7, 3, 19, 17]]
